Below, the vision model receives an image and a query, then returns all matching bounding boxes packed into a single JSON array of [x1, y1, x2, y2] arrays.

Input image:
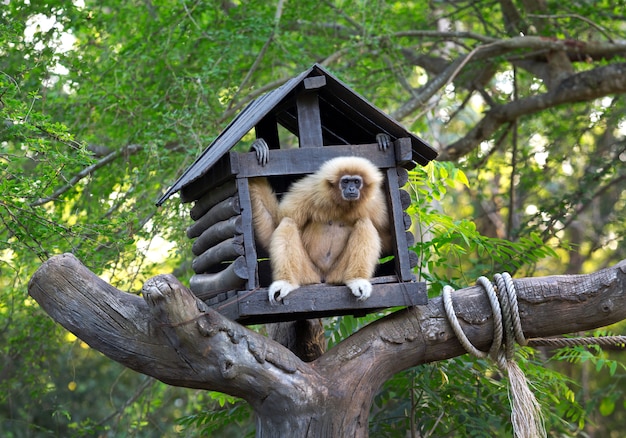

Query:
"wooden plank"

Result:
[[237, 178, 261, 290], [191, 236, 244, 274], [190, 256, 248, 299], [190, 180, 238, 220], [405, 231, 415, 247], [297, 91, 323, 147], [399, 189, 411, 210], [254, 114, 281, 150], [208, 292, 241, 321], [403, 212, 412, 230], [304, 76, 326, 90], [396, 167, 409, 186], [385, 168, 414, 282], [234, 144, 397, 178], [232, 281, 427, 325], [186, 196, 240, 239], [192, 215, 242, 256], [180, 155, 238, 203]]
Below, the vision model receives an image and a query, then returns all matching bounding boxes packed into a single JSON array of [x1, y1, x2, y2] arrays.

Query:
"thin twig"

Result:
[[528, 13, 614, 42], [29, 144, 143, 207], [97, 377, 155, 426]]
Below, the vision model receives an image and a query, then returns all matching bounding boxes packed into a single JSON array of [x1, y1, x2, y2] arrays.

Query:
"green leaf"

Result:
[[599, 397, 615, 416]]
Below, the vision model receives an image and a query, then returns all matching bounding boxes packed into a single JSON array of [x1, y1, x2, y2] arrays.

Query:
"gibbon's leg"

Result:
[[326, 218, 381, 301], [248, 177, 280, 251], [269, 218, 321, 304]]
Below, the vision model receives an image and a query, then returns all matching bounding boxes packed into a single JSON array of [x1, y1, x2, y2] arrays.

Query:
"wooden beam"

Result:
[[304, 76, 326, 90], [192, 216, 242, 256], [237, 177, 261, 290], [191, 236, 244, 274], [189, 256, 248, 299], [186, 196, 240, 239], [190, 180, 238, 220], [231, 281, 427, 325], [385, 167, 414, 282], [394, 137, 413, 166], [296, 91, 323, 147], [234, 143, 397, 178]]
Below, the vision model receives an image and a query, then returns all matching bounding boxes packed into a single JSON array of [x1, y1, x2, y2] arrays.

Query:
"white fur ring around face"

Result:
[[268, 280, 298, 304], [346, 278, 372, 301]]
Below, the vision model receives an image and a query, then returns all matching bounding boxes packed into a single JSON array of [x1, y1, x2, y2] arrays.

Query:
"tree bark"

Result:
[[28, 253, 626, 437]]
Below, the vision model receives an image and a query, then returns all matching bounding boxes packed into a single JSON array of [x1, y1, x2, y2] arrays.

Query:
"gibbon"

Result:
[[249, 140, 390, 304]]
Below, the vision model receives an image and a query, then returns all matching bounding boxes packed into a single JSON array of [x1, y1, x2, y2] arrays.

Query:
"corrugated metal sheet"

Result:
[[157, 64, 437, 205]]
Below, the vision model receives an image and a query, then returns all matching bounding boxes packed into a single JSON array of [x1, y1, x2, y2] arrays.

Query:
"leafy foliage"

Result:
[[1, 0, 626, 436], [176, 392, 253, 438]]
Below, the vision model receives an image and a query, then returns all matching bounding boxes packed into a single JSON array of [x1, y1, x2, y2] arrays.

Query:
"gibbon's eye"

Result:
[[340, 175, 363, 200]]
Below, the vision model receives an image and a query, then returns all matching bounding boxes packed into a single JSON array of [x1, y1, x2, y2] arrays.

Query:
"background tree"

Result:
[[2, 0, 625, 436]]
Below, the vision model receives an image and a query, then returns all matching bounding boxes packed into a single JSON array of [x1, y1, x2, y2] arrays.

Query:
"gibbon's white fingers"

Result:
[[346, 278, 372, 301], [251, 138, 269, 166], [375, 133, 391, 151], [268, 280, 298, 304]]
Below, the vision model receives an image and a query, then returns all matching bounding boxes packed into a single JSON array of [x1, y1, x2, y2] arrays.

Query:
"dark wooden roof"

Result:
[[157, 63, 437, 205]]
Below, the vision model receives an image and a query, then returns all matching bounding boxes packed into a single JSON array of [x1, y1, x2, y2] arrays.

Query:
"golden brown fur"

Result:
[[249, 156, 389, 303]]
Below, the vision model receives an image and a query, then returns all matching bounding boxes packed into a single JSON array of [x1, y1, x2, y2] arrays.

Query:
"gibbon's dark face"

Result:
[[340, 175, 363, 201]]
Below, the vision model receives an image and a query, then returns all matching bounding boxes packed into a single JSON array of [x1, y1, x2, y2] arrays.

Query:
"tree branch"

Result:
[[438, 62, 626, 161], [28, 254, 626, 435], [29, 144, 143, 207], [394, 36, 626, 122], [309, 260, 626, 428], [27, 254, 327, 417]]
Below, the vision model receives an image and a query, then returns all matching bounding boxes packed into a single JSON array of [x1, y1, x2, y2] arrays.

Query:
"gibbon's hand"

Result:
[[376, 133, 391, 151], [251, 138, 270, 166], [268, 280, 298, 304], [346, 278, 372, 301]]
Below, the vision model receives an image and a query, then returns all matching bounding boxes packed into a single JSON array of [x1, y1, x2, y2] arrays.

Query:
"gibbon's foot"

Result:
[[268, 280, 298, 304], [251, 138, 270, 166], [346, 278, 372, 301], [376, 133, 391, 151]]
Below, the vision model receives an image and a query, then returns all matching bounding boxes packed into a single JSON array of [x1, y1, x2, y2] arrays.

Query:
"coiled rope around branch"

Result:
[[443, 273, 539, 437], [443, 273, 626, 438]]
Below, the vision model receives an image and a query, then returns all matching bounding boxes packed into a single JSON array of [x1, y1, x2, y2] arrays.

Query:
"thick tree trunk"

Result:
[[28, 254, 626, 437]]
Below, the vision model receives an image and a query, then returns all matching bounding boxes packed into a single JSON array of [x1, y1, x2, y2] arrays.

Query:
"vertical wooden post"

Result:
[[296, 76, 326, 147], [236, 177, 260, 290], [385, 167, 415, 282], [255, 114, 280, 149]]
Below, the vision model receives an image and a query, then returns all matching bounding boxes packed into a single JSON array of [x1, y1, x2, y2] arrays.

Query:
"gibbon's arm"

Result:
[[276, 175, 322, 228], [248, 138, 278, 250]]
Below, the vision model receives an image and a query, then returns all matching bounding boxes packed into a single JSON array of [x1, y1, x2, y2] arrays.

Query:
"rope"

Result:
[[528, 336, 626, 348], [443, 273, 545, 438], [443, 273, 626, 437]]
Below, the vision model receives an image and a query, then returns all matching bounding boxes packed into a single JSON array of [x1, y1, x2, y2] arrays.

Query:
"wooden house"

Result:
[[157, 64, 438, 325]]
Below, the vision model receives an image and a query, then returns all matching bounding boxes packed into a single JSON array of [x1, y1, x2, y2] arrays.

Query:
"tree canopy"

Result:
[[2, 0, 625, 436]]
